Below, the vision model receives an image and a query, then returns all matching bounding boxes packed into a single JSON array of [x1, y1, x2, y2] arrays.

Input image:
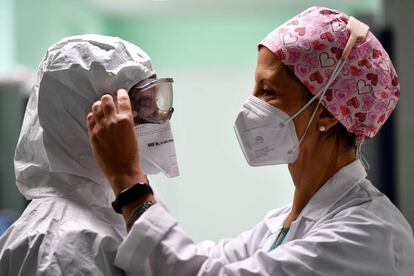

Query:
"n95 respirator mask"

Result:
[[234, 95, 299, 166], [135, 121, 179, 177]]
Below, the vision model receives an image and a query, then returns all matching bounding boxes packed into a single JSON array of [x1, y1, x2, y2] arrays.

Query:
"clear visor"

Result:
[[129, 78, 174, 125]]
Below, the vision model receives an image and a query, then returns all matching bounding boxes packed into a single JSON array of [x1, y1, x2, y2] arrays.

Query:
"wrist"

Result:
[[109, 171, 148, 196]]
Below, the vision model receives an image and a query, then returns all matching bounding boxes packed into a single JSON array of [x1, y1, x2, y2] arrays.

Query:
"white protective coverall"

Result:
[[115, 160, 414, 275], [0, 35, 155, 275]]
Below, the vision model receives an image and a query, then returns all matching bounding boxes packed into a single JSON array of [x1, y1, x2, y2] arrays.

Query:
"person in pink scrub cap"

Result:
[[87, 6, 414, 275]]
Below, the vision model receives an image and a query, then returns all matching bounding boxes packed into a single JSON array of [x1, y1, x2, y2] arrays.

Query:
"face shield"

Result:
[[128, 77, 174, 125]]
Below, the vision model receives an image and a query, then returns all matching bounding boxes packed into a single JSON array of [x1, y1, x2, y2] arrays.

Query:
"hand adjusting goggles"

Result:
[[128, 77, 174, 125]]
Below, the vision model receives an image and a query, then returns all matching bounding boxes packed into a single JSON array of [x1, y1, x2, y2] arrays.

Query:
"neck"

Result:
[[285, 137, 356, 227]]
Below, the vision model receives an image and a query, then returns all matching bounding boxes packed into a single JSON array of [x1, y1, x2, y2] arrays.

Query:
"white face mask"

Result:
[[134, 121, 179, 177], [234, 95, 300, 166], [234, 56, 347, 166]]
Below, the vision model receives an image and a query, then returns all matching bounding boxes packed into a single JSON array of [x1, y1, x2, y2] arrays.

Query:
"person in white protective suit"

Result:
[[0, 34, 179, 275], [87, 7, 414, 276]]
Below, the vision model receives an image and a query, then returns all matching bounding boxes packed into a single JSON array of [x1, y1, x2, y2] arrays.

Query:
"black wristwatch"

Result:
[[112, 183, 153, 214]]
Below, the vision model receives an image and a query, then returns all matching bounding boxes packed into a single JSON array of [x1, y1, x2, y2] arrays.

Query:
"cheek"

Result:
[[291, 107, 313, 138]]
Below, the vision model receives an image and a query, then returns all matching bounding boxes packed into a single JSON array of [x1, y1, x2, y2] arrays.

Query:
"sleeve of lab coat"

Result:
[[115, 204, 394, 276]]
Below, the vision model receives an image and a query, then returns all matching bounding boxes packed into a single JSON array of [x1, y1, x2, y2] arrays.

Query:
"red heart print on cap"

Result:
[[394, 89, 400, 97], [310, 71, 324, 84], [275, 49, 286, 60], [362, 95, 374, 110], [287, 19, 300, 26], [358, 58, 372, 69], [341, 79, 357, 91], [340, 16, 349, 24], [330, 47, 342, 59], [392, 76, 399, 86], [367, 73, 378, 86], [320, 9, 338, 15], [355, 112, 366, 122], [294, 27, 306, 36], [372, 48, 382, 59], [335, 90, 347, 100], [302, 53, 318, 67], [351, 66, 363, 77], [320, 32, 335, 42], [312, 40, 325, 50], [296, 64, 310, 77], [325, 89, 333, 101], [377, 114, 386, 124], [347, 97, 360, 108], [340, 106, 351, 116]]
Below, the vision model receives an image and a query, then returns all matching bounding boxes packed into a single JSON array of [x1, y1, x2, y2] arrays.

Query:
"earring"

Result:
[[319, 126, 326, 132]]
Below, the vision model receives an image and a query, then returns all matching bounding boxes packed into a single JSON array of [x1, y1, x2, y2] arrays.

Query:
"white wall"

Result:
[[151, 67, 295, 242]]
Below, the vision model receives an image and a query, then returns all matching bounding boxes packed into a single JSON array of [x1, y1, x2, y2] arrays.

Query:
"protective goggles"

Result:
[[128, 77, 174, 125]]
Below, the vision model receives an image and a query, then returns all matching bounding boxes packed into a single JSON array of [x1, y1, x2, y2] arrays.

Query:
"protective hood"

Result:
[[14, 34, 155, 208]]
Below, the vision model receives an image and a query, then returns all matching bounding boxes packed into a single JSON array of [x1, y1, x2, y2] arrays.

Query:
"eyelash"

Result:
[[261, 87, 275, 96]]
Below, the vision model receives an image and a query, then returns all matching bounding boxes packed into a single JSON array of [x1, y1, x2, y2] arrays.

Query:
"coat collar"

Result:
[[265, 159, 367, 233], [264, 206, 291, 234], [297, 159, 367, 222]]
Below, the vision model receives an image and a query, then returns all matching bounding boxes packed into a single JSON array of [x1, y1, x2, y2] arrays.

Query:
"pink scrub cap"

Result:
[[260, 6, 400, 140]]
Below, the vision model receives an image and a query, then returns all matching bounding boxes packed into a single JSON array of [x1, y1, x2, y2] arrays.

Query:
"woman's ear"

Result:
[[316, 105, 338, 132]]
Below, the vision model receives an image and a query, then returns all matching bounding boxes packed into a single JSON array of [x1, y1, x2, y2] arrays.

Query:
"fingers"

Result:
[[117, 89, 132, 114], [101, 94, 116, 117], [89, 90, 133, 132], [92, 101, 105, 123], [86, 112, 96, 133]]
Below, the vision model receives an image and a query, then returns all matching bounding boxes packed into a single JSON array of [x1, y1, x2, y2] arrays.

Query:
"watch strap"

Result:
[[112, 183, 153, 214]]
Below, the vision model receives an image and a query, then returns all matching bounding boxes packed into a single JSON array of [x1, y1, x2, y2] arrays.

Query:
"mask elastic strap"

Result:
[[282, 59, 345, 128], [285, 16, 369, 154], [283, 16, 369, 128], [356, 139, 371, 170], [286, 59, 345, 153]]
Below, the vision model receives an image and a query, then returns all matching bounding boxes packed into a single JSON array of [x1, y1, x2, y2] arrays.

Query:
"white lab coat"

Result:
[[115, 160, 414, 275], [0, 35, 155, 275]]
